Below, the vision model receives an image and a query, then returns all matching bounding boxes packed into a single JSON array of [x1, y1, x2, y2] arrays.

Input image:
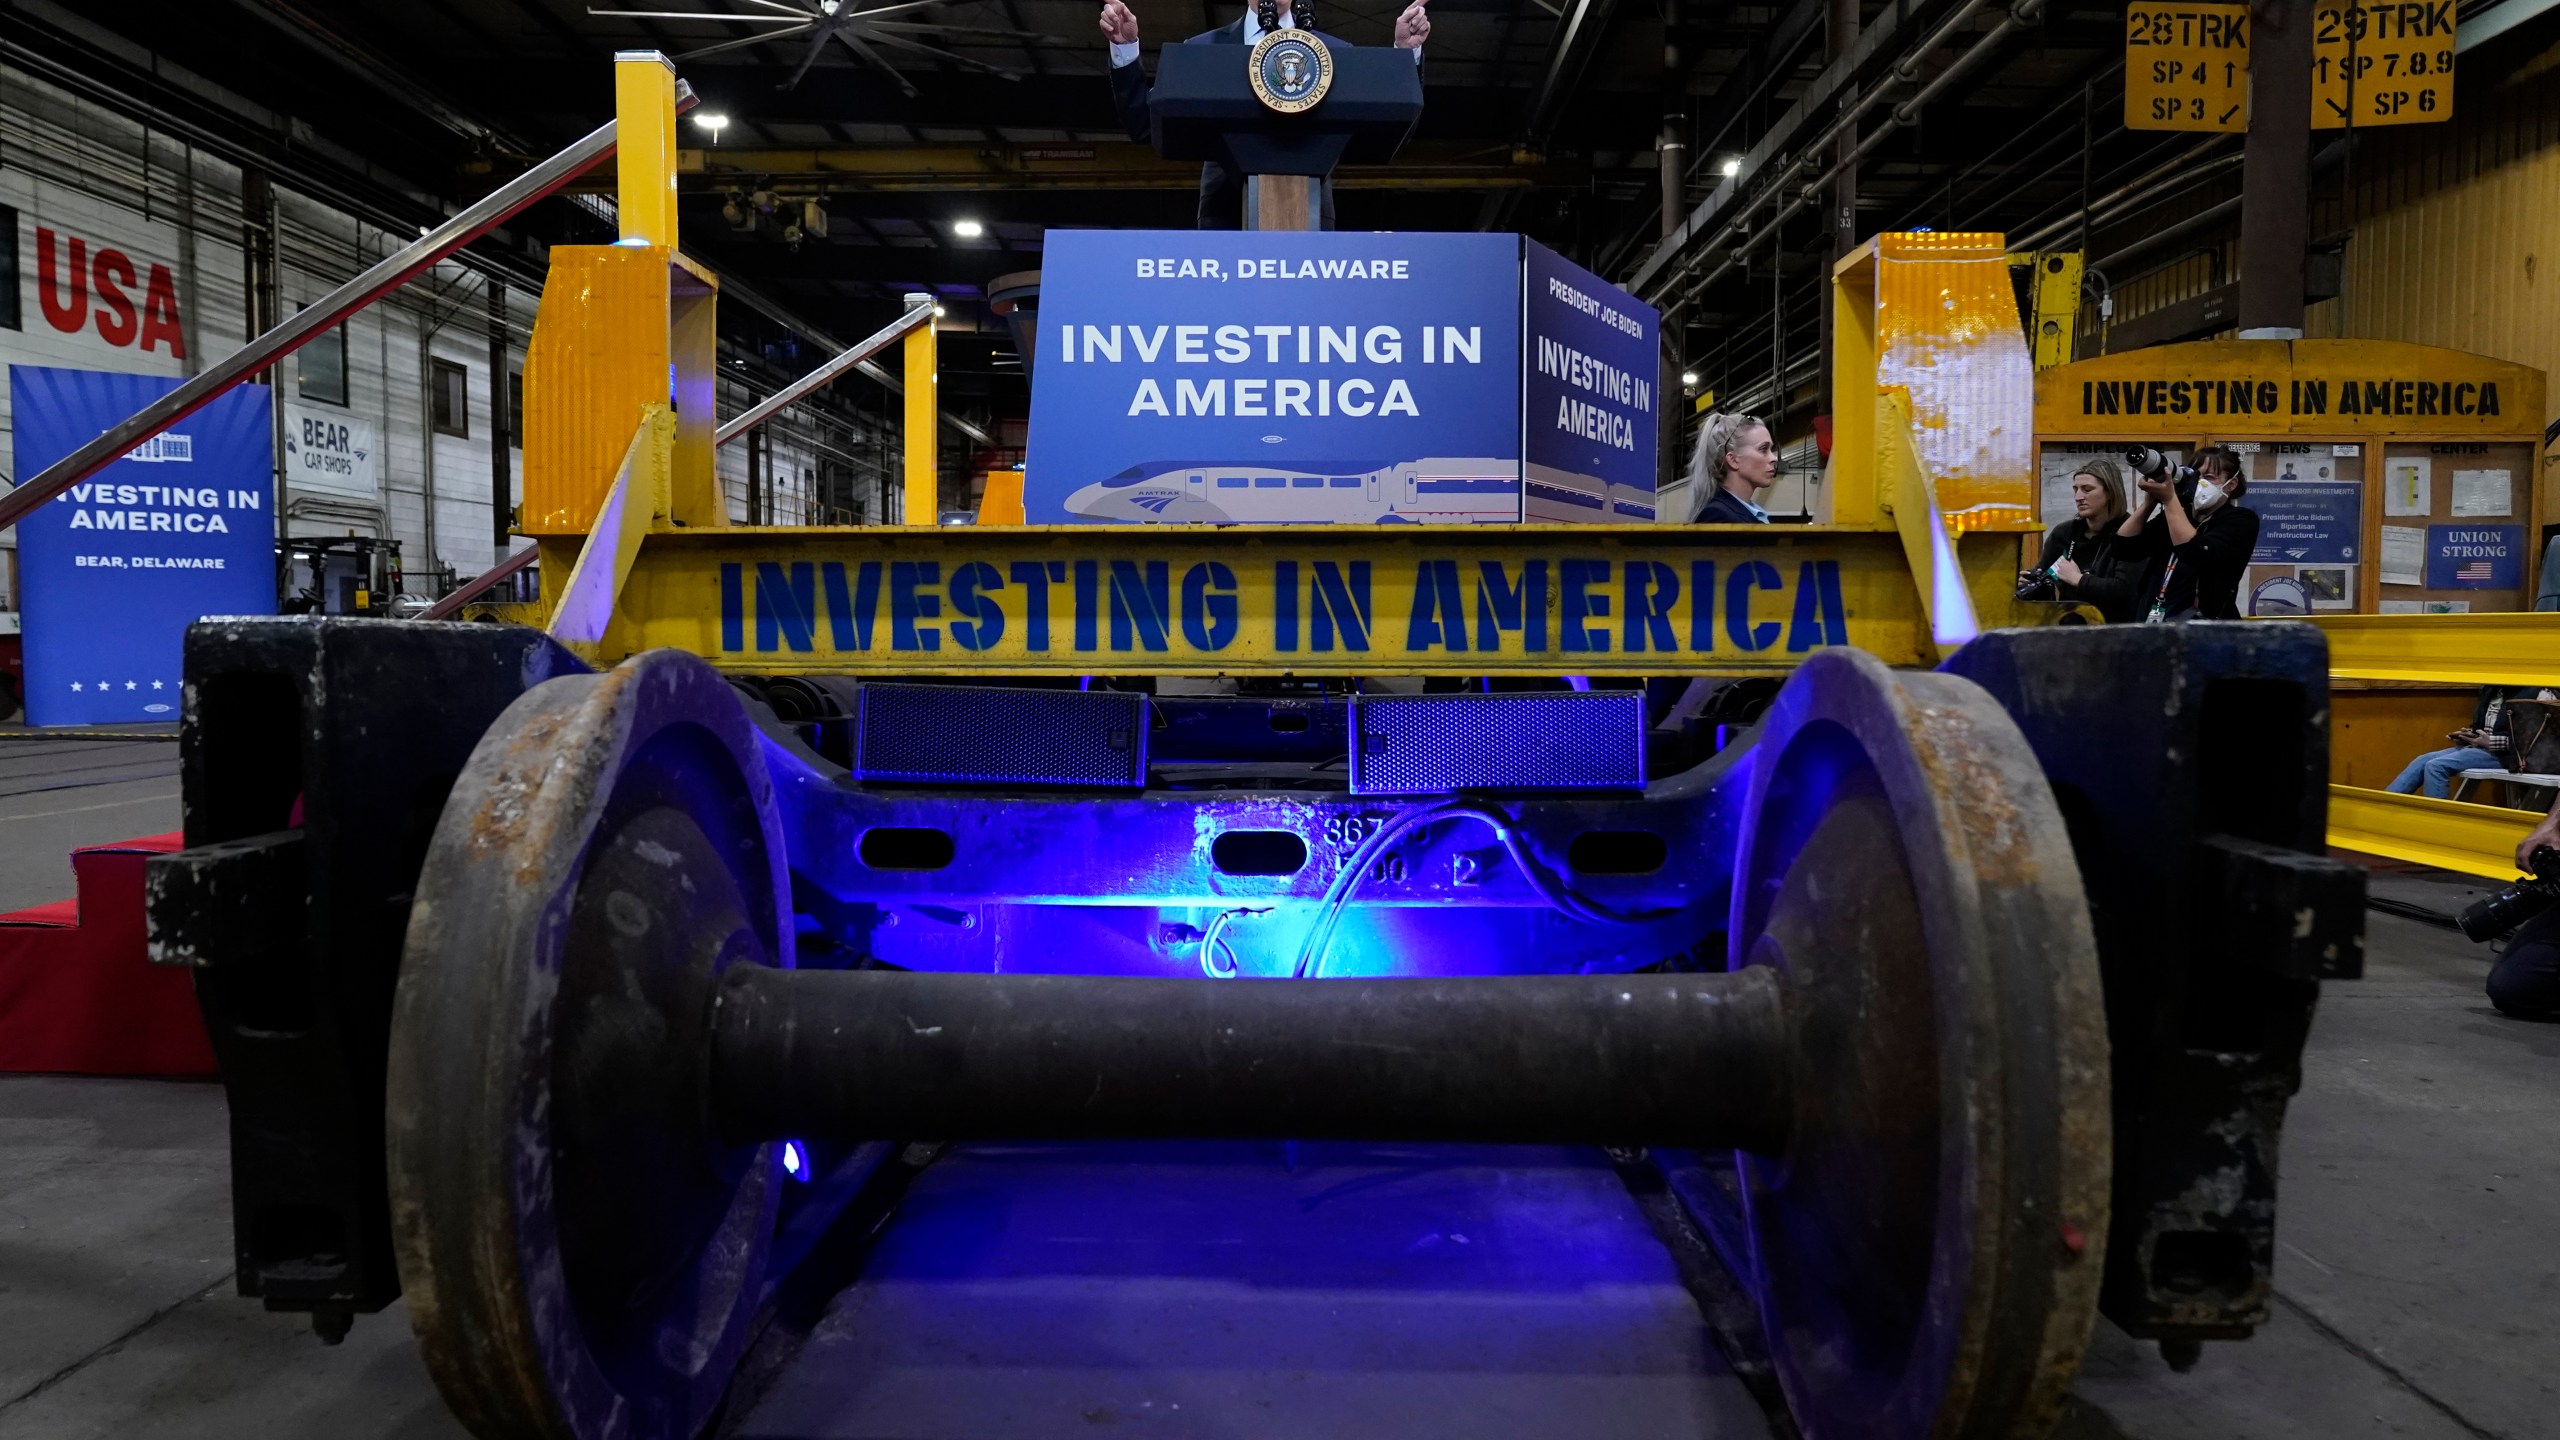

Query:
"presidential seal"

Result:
[[1248, 29, 1331, 114]]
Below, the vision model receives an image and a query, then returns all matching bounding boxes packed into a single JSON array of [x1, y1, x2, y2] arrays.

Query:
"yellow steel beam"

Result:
[[902, 298, 939, 524], [2025, 251, 2084, 371], [2308, 612, 2560, 687], [1877, 389, 1985, 659], [613, 52, 679, 247], [2327, 783, 2533, 880], [549, 405, 675, 653], [672, 142, 1575, 193], [580, 523, 2042, 677]]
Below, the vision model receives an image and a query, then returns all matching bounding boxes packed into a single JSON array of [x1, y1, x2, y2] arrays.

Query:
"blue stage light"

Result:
[[782, 1140, 811, 1181]]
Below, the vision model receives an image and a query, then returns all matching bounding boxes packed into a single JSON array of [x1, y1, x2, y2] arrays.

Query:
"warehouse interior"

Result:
[[3, 0, 2559, 1436]]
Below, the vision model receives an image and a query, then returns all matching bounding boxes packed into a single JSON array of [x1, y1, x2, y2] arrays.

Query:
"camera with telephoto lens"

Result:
[[2457, 847, 2560, 942], [2015, 565, 2062, 601], [2125, 446, 2200, 510]]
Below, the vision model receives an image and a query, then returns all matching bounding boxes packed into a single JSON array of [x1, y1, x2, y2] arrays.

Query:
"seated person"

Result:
[[2021, 457, 2138, 622], [2484, 802, 2560, 1020], [1686, 411, 1778, 524], [2387, 686, 2555, 800], [2117, 444, 2258, 621]]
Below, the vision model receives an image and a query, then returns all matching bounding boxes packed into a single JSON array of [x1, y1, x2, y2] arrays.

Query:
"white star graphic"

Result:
[[151, 680, 165, 690], [125, 680, 138, 691], [70, 682, 83, 692]]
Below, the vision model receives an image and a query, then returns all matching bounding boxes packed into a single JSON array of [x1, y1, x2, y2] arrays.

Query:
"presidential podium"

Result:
[[1149, 42, 1423, 231]]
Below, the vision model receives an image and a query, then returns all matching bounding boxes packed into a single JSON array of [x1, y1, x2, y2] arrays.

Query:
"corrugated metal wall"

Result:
[[2332, 68, 2560, 428]]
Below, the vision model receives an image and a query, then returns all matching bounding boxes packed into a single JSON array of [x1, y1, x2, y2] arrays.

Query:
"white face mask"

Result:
[[2192, 478, 2227, 513]]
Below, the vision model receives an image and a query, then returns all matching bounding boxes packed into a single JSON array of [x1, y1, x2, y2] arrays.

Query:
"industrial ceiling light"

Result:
[[952, 218, 986, 239], [693, 112, 731, 142], [1681, 371, 1700, 386], [1720, 156, 1742, 178]]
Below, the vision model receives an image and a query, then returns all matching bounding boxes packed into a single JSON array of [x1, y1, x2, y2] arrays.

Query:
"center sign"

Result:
[[1025, 231, 1661, 527]]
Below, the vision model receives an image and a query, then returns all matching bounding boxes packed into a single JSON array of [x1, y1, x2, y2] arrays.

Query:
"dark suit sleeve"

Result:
[[1109, 57, 1152, 143]]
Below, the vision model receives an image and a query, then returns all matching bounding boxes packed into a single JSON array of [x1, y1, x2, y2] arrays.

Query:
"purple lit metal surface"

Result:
[[854, 682, 1147, 788], [755, 731, 1743, 978], [729, 1142, 1773, 1439], [1350, 691, 1648, 795]]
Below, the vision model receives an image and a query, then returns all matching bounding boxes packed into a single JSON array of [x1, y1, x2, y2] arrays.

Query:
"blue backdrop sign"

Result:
[[1523, 239, 1659, 521], [2426, 523, 2525, 589], [2248, 480, 2361, 565], [1025, 230, 1525, 524], [11, 365, 275, 725]]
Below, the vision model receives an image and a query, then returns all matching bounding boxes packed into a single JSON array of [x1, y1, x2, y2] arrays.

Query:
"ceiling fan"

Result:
[[587, 0, 1052, 96]]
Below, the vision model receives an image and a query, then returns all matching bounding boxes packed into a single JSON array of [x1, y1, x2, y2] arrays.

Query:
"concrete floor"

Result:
[[0, 742, 2550, 1439], [0, 734, 183, 915]]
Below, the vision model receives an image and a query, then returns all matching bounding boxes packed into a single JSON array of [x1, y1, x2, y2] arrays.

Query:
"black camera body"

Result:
[[2016, 566, 2062, 602], [2458, 846, 2560, 942]]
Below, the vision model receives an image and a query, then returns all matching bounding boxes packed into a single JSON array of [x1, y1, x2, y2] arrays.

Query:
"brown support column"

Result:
[[1818, 0, 1860, 417], [1245, 174, 1319, 231], [1659, 0, 1686, 244], [2238, 0, 2313, 337], [488, 281, 511, 554], [240, 166, 281, 515], [240, 167, 278, 366], [1659, 0, 1690, 499]]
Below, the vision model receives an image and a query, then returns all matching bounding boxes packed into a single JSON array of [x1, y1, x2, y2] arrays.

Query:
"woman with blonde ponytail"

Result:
[[1686, 412, 1778, 524]]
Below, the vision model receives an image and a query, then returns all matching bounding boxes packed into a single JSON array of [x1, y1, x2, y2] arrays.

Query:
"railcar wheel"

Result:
[[1730, 648, 2110, 1440], [388, 649, 794, 1440]]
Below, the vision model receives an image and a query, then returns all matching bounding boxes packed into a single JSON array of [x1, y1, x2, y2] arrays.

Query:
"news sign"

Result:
[[1524, 239, 1659, 520], [1025, 230, 1525, 525], [10, 365, 275, 725]]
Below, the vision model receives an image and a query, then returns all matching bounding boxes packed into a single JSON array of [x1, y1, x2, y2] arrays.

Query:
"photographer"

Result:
[[2476, 804, 2560, 1019], [2116, 444, 2259, 621], [2019, 457, 2138, 622]]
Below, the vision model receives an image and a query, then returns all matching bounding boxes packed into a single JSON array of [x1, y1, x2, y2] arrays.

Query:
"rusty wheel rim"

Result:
[[388, 650, 794, 1440], [1730, 649, 2111, 1440]]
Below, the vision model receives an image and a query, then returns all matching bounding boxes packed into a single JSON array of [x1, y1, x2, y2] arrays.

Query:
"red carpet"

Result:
[[0, 833, 217, 1076]]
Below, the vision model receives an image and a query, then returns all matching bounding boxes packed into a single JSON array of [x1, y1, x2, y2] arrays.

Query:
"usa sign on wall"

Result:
[[3, 183, 221, 513]]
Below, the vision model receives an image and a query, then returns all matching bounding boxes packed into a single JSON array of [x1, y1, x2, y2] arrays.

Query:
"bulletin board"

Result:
[[2033, 340, 2548, 617]]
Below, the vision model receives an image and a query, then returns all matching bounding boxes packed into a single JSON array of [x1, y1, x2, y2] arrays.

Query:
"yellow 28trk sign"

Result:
[[2126, 2, 2250, 133]]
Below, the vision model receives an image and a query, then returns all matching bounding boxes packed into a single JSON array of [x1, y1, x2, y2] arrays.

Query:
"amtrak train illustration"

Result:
[[1061, 457, 1656, 523]]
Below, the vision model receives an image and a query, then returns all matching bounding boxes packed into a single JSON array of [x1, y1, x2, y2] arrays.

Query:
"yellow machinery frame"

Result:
[[2310, 612, 2560, 879], [509, 56, 2558, 880], [519, 73, 2050, 681]]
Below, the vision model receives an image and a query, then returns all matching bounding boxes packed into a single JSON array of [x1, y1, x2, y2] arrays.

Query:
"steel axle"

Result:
[[708, 967, 1795, 1153]]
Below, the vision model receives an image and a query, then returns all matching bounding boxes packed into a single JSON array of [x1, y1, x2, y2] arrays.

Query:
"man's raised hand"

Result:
[[1100, 0, 1139, 46], [1393, 0, 1430, 48]]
